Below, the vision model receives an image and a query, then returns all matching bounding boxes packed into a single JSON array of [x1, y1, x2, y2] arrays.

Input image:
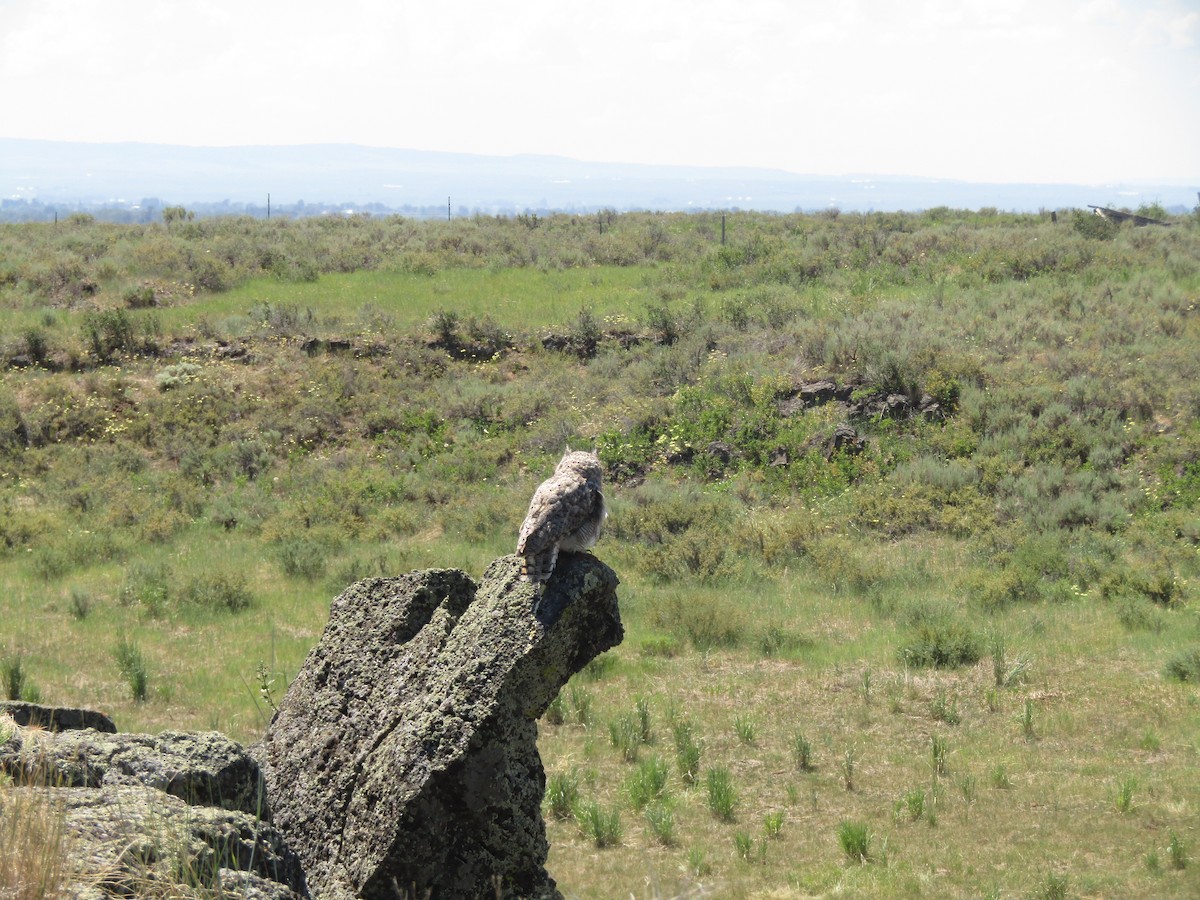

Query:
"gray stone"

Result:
[[254, 553, 622, 900], [51, 783, 302, 898], [0, 727, 263, 813]]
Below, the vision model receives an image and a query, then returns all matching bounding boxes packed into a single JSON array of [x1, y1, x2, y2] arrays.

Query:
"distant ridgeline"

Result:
[[1, 138, 1195, 221]]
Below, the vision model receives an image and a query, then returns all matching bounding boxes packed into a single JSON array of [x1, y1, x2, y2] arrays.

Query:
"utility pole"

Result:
[[267, 193, 271, 220], [721, 213, 726, 246], [448, 196, 452, 221]]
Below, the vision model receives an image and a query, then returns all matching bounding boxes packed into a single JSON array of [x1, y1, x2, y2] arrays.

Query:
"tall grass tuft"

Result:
[[838, 821, 872, 864], [574, 799, 622, 848], [672, 717, 702, 785], [545, 770, 580, 820], [2, 654, 30, 702], [706, 767, 737, 822], [792, 730, 815, 772], [626, 755, 670, 810], [644, 802, 676, 847], [113, 636, 149, 703]]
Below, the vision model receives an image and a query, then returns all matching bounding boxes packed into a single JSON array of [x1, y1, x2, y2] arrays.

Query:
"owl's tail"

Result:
[[519, 547, 559, 586]]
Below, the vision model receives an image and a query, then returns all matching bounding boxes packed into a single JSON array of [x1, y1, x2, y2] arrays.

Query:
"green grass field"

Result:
[[2, 207, 1198, 897]]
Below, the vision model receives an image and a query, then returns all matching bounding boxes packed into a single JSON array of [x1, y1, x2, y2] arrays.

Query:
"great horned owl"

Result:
[[517, 448, 607, 600]]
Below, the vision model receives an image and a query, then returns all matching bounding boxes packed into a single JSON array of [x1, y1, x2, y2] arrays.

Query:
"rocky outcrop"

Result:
[[1, 552, 620, 899], [255, 552, 622, 899], [0, 727, 263, 811], [0, 723, 300, 897]]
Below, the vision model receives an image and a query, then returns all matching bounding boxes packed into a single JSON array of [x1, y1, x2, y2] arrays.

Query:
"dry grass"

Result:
[[539, 578, 1200, 898], [0, 719, 73, 900]]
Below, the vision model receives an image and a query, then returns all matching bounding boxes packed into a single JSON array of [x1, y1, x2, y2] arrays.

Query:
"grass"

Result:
[[0, 717, 71, 899], [3, 209, 1200, 897]]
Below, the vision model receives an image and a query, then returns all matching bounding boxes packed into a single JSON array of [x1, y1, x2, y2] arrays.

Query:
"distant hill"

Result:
[[0, 138, 1194, 219]]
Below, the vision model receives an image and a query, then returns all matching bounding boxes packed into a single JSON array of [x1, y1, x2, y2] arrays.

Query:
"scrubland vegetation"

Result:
[[2, 204, 1198, 897]]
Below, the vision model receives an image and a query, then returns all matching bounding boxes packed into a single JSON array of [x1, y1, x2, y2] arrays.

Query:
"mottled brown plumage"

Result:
[[517, 449, 607, 596]]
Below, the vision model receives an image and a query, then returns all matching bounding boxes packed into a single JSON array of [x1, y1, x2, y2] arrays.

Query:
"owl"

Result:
[[517, 448, 608, 600]]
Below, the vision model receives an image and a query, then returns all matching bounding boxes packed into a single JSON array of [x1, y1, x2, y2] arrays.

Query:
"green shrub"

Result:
[[179, 572, 254, 613], [898, 619, 983, 669], [119, 560, 172, 616], [273, 538, 330, 581], [1164, 647, 1200, 683]]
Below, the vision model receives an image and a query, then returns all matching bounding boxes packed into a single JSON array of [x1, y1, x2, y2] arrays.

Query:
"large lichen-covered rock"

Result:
[[0, 727, 263, 813], [50, 783, 301, 899], [0, 722, 303, 898], [254, 553, 622, 900]]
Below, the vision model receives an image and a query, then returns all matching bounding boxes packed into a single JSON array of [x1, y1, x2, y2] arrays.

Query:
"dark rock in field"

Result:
[[254, 553, 623, 900], [0, 701, 117, 733], [803, 424, 865, 460], [301, 337, 354, 356], [706, 440, 736, 465], [214, 339, 251, 361], [778, 380, 856, 417]]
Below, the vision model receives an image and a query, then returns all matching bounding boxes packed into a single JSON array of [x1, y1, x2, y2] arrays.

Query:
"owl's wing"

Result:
[[516, 476, 596, 555]]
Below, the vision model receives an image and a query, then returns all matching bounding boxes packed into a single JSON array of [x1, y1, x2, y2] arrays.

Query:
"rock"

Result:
[[0, 727, 263, 813], [0, 554, 619, 899], [803, 424, 865, 460], [254, 553, 622, 900], [53, 784, 302, 898], [778, 380, 856, 417], [0, 700, 116, 733], [0, 730, 302, 898], [705, 440, 735, 465]]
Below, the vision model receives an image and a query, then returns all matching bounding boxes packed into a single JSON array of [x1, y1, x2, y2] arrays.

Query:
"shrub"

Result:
[[1164, 647, 1200, 683], [82, 309, 138, 360], [273, 538, 330, 581], [898, 619, 983, 669], [155, 362, 202, 391], [119, 561, 172, 616], [179, 572, 254, 613], [1072, 209, 1118, 240]]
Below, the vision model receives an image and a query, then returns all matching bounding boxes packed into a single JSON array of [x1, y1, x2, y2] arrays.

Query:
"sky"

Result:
[[2, 0, 1198, 185]]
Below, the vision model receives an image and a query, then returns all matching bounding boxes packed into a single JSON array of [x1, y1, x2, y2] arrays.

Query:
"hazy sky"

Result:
[[2, 0, 1198, 184]]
